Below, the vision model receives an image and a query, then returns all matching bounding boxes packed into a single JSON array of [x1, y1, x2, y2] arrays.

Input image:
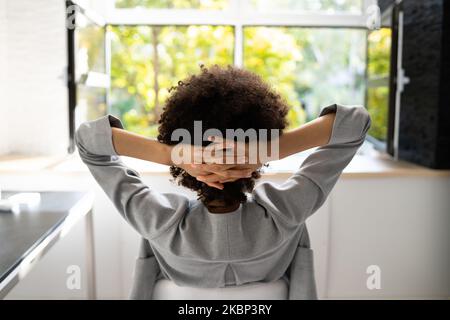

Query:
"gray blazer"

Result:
[[130, 224, 316, 300], [75, 104, 370, 300]]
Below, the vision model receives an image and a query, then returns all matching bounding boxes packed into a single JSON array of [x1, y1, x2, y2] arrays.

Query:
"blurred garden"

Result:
[[89, 0, 389, 141]]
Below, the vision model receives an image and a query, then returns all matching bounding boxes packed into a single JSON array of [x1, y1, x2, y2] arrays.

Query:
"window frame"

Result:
[[105, 0, 376, 67], [67, 0, 109, 153], [67, 0, 378, 152]]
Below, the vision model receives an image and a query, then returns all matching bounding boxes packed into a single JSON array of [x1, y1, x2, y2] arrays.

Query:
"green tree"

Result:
[[244, 27, 366, 127], [110, 1, 367, 136], [111, 1, 232, 136], [244, 27, 307, 128], [110, 25, 233, 136], [367, 28, 392, 141]]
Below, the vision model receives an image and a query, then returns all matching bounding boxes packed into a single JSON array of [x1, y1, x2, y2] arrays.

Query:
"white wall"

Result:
[[0, 0, 9, 155], [0, 0, 68, 156], [2, 169, 449, 300], [328, 177, 450, 298]]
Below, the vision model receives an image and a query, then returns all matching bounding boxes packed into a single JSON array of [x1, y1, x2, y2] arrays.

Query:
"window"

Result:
[[244, 27, 366, 128], [75, 13, 108, 121], [75, 13, 105, 76], [68, 0, 378, 145], [67, 1, 108, 152], [110, 25, 234, 136], [366, 28, 392, 143]]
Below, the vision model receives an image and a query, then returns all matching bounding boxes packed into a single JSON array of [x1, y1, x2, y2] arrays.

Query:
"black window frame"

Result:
[[66, 0, 108, 153]]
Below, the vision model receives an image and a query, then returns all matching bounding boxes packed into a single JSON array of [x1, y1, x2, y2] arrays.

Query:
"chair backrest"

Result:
[[152, 278, 288, 300], [132, 224, 315, 300]]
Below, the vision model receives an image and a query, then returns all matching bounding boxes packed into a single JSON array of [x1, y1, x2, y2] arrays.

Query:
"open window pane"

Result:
[[366, 28, 392, 142], [115, 0, 229, 10], [367, 28, 391, 78], [75, 86, 107, 125], [248, 0, 364, 14], [75, 13, 105, 80], [110, 25, 234, 137], [244, 27, 366, 128], [366, 86, 388, 141]]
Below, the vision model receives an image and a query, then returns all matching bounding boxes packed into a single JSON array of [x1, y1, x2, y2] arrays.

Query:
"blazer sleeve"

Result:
[[252, 104, 371, 225], [75, 115, 189, 240]]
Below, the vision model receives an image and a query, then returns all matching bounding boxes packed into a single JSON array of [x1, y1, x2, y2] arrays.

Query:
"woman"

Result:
[[75, 65, 371, 299]]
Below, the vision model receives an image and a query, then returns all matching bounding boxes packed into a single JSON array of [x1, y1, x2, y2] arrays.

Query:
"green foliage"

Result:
[[367, 87, 388, 140], [111, 25, 367, 136], [368, 28, 391, 77], [110, 25, 234, 136], [244, 27, 366, 127], [243, 27, 307, 128], [109, 2, 377, 138], [106, 3, 390, 149], [367, 28, 392, 141]]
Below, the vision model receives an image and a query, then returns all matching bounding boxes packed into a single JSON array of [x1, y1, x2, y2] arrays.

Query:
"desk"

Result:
[[0, 191, 95, 299]]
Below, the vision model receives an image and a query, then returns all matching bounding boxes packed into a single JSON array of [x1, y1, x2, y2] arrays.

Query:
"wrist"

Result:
[[163, 144, 174, 166]]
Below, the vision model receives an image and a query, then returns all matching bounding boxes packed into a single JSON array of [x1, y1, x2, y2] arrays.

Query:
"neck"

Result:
[[206, 200, 240, 214]]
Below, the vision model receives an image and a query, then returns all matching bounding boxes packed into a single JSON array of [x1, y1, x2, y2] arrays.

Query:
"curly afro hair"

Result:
[[157, 65, 289, 208]]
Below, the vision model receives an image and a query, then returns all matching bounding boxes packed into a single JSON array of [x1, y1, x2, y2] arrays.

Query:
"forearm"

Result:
[[279, 111, 336, 159], [111, 127, 173, 166], [110, 111, 334, 165]]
